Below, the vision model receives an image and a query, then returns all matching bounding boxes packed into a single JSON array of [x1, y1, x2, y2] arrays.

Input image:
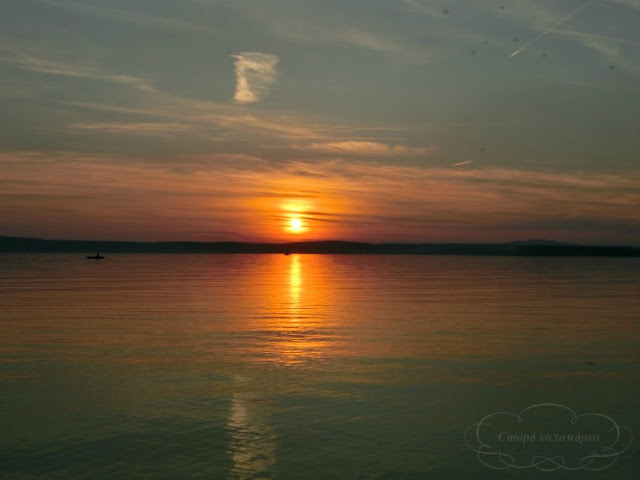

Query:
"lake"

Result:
[[1, 254, 638, 479]]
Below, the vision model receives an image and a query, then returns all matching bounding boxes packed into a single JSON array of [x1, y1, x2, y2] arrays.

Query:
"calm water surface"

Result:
[[1, 254, 639, 479]]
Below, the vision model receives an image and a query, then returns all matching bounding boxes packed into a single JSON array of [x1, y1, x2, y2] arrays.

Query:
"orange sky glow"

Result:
[[2, 151, 638, 244]]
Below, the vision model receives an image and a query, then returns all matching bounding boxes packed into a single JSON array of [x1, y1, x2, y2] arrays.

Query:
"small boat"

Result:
[[87, 253, 104, 260], [284, 252, 291, 256]]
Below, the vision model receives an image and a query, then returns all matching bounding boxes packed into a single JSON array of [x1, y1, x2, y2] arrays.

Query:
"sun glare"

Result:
[[280, 199, 312, 235], [290, 217, 303, 233]]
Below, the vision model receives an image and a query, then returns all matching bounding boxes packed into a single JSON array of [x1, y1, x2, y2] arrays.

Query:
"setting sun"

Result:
[[290, 217, 303, 233]]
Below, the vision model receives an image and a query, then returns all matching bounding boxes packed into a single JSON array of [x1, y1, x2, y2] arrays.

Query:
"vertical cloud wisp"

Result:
[[232, 52, 279, 104]]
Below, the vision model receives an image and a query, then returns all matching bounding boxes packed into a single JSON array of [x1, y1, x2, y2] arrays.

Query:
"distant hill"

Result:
[[505, 239, 576, 246], [1, 236, 638, 256]]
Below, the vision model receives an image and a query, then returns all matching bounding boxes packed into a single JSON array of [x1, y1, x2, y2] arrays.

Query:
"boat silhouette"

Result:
[[87, 253, 104, 259]]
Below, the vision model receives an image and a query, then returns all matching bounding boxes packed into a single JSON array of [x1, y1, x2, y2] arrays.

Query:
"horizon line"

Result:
[[1, 234, 638, 248]]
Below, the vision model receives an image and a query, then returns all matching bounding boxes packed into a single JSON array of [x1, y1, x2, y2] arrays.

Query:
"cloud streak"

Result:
[[232, 52, 279, 104], [305, 141, 436, 156], [0, 49, 154, 91], [70, 122, 190, 135], [39, 0, 209, 33]]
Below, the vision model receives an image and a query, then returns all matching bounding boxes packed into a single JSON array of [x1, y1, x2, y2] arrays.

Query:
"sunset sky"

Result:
[[1, 0, 639, 244]]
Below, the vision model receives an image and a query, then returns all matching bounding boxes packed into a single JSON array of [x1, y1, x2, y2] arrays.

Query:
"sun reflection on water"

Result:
[[272, 254, 333, 367], [226, 256, 323, 479], [289, 254, 302, 318], [227, 374, 277, 480]]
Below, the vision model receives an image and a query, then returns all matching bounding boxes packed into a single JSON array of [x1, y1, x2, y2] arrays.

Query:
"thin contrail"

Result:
[[510, 0, 597, 57]]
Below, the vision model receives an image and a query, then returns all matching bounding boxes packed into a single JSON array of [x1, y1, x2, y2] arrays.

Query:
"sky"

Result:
[[1, 0, 639, 244]]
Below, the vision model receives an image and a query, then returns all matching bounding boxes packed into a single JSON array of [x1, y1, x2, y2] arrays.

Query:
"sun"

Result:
[[289, 217, 303, 233]]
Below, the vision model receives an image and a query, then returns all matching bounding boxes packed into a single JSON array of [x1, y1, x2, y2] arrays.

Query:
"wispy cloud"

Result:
[[336, 28, 433, 62], [38, 0, 209, 33], [494, 0, 639, 69], [69, 122, 192, 136], [304, 141, 435, 156], [399, 0, 446, 18], [562, 31, 640, 72], [0, 49, 154, 91], [219, 1, 436, 63], [232, 52, 279, 104], [610, 0, 640, 11], [62, 97, 403, 144]]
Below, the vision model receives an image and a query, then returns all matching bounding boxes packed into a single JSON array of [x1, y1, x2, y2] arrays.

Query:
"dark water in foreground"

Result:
[[1, 254, 638, 479]]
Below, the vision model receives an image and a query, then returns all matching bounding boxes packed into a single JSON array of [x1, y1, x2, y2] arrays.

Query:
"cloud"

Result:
[[493, 0, 639, 70], [305, 141, 435, 156], [218, 2, 436, 64], [232, 52, 279, 104], [70, 122, 191, 136], [39, 0, 209, 33], [64, 99, 336, 142], [0, 49, 154, 91], [399, 0, 444, 18], [565, 31, 640, 72], [337, 28, 432, 62], [610, 0, 640, 10], [62, 90, 408, 146]]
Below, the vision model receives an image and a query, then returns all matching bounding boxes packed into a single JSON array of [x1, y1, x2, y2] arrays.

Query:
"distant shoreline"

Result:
[[1, 236, 638, 256]]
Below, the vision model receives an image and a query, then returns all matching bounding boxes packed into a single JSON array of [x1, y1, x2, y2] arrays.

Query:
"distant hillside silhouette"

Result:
[[505, 239, 575, 246], [1, 236, 638, 256]]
